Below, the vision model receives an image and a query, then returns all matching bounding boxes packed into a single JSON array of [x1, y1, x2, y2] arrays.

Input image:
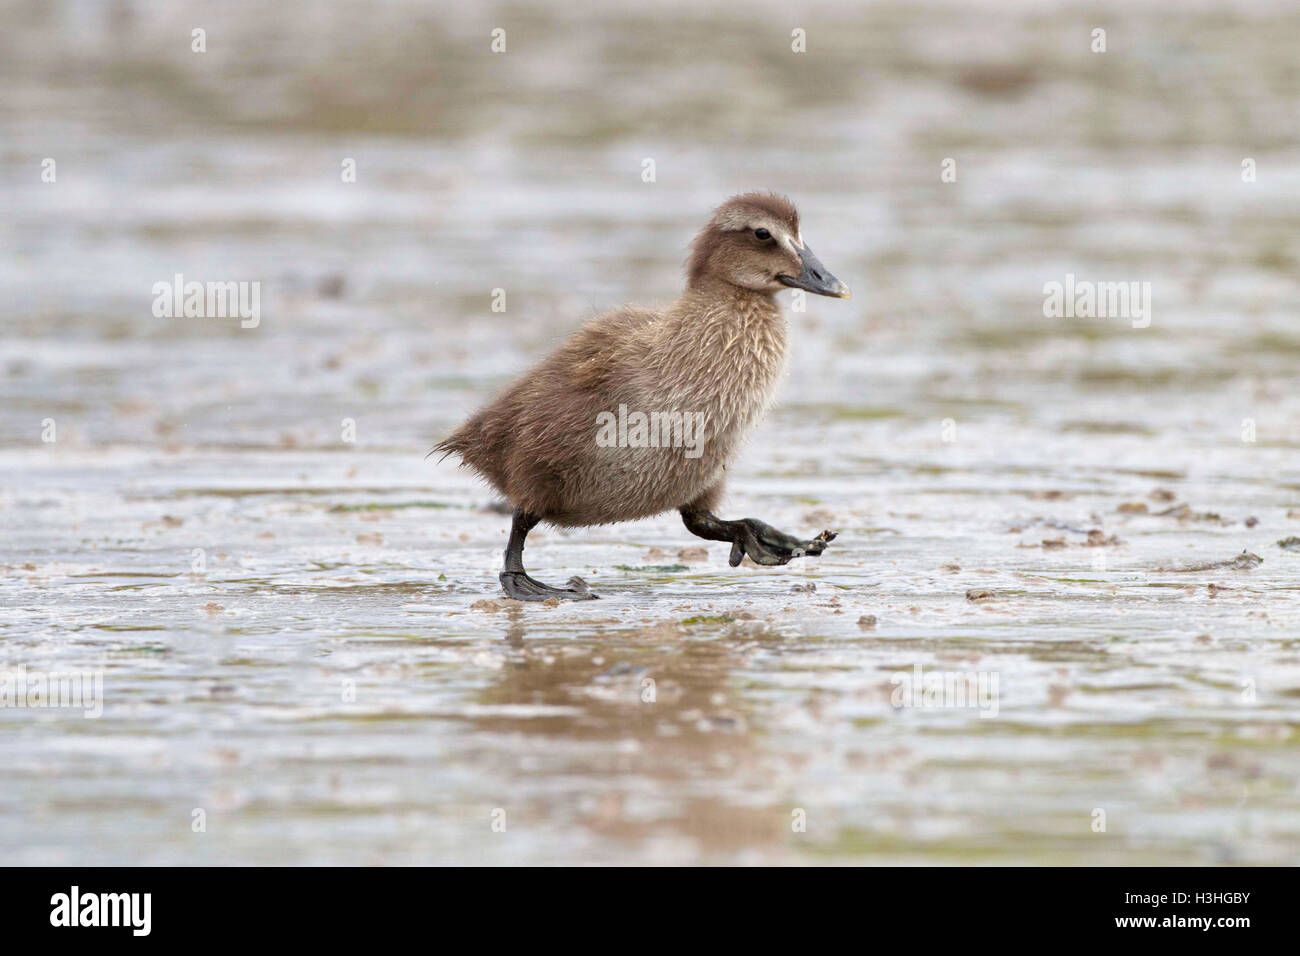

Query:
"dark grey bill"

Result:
[[777, 245, 850, 299]]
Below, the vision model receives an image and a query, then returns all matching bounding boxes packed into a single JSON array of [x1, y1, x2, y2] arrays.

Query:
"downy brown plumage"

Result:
[[435, 193, 850, 601]]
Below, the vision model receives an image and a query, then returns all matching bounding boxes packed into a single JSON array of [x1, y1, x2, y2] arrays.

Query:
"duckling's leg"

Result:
[[681, 506, 837, 567], [499, 508, 598, 601]]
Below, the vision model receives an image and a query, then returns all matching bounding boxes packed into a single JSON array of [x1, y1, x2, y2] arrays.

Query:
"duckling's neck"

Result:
[[682, 277, 779, 311], [673, 281, 782, 344]]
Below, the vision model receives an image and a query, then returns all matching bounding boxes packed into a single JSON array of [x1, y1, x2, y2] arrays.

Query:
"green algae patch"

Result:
[[329, 501, 456, 512]]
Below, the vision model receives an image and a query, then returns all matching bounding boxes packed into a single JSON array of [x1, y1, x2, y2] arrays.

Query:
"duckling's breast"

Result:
[[570, 297, 788, 521], [659, 295, 789, 450]]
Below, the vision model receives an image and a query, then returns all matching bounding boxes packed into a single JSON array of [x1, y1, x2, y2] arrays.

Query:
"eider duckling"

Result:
[[435, 192, 851, 601]]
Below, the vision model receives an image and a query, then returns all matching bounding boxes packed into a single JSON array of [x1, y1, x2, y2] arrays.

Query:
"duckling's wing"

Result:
[[565, 306, 661, 392]]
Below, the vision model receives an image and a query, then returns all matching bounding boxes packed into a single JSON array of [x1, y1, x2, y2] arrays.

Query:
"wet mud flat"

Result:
[[3, 0, 1300, 863], [3, 429, 1299, 864]]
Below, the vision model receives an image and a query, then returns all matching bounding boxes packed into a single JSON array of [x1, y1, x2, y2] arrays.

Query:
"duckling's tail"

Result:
[[426, 414, 483, 466], [426, 434, 463, 464], [427, 412, 509, 499]]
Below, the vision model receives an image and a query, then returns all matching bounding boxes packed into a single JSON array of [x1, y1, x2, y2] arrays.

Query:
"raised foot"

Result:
[[499, 570, 599, 602], [729, 520, 838, 568]]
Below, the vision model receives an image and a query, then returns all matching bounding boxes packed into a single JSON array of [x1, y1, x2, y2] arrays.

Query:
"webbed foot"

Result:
[[727, 519, 837, 567], [499, 570, 598, 602]]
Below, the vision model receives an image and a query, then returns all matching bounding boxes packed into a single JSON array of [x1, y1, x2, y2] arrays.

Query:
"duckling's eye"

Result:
[[753, 228, 772, 241]]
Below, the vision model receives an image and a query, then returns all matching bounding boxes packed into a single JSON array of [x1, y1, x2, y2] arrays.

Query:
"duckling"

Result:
[[435, 192, 850, 601]]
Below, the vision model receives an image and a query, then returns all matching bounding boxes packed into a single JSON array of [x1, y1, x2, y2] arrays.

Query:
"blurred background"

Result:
[[1, 0, 1298, 865]]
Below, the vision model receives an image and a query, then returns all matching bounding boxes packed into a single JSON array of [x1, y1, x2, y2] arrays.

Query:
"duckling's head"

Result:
[[686, 192, 850, 299]]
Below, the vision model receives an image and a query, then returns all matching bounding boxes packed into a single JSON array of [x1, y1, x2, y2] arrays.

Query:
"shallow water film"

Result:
[[2, 0, 1299, 865]]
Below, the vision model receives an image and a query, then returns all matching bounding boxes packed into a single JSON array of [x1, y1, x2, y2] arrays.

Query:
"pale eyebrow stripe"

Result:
[[716, 208, 757, 230], [714, 211, 802, 255]]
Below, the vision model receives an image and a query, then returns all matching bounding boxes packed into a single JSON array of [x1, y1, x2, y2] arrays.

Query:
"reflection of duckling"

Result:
[[435, 193, 849, 601]]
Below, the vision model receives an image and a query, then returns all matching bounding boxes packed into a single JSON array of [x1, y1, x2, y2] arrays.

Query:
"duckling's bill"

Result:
[[777, 244, 851, 299]]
